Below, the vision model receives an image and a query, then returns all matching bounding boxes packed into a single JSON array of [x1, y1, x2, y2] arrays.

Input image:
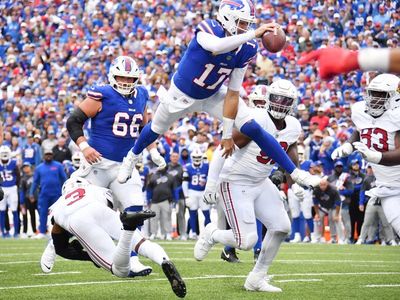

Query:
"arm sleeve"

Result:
[[30, 168, 40, 196], [228, 67, 247, 92], [359, 190, 366, 206], [207, 146, 225, 185], [197, 31, 256, 55]]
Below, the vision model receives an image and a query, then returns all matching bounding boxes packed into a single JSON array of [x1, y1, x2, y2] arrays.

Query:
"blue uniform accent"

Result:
[[185, 163, 209, 192], [139, 166, 149, 192], [0, 160, 18, 187], [88, 85, 148, 162], [30, 161, 67, 234], [173, 19, 257, 99]]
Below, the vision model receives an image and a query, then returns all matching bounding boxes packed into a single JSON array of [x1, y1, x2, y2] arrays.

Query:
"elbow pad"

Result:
[[66, 107, 89, 143]]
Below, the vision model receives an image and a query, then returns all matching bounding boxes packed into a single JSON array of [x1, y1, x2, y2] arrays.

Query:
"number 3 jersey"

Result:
[[87, 85, 148, 162], [220, 109, 302, 185], [352, 101, 400, 188], [173, 19, 257, 100]]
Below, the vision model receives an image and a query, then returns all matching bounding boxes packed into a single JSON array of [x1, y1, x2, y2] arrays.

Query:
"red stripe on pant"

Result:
[[220, 182, 242, 248]]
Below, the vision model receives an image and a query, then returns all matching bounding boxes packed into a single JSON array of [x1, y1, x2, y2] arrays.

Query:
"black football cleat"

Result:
[[161, 260, 187, 298], [220, 248, 240, 263], [120, 210, 156, 231]]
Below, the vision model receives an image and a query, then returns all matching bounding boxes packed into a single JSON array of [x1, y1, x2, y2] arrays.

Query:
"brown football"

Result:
[[262, 27, 286, 53]]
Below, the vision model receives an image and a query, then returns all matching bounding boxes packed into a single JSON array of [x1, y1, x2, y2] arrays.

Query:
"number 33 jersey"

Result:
[[220, 109, 301, 185], [87, 85, 148, 162], [352, 101, 400, 188]]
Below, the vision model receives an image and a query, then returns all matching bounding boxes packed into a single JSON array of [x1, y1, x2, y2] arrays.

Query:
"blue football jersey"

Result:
[[173, 19, 257, 99], [185, 163, 209, 191], [0, 159, 18, 187], [88, 85, 148, 162]]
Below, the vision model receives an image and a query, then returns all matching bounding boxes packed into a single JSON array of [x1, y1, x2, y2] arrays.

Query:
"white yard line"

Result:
[[33, 271, 82, 276], [0, 272, 399, 291], [173, 258, 400, 264], [365, 284, 400, 288], [0, 253, 43, 257]]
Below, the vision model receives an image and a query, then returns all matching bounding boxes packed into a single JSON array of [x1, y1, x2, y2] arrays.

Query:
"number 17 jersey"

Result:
[[87, 85, 148, 162], [173, 19, 257, 100]]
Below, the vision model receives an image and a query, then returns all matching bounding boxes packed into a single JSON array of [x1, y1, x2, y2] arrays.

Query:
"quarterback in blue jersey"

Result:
[[118, 0, 319, 190], [65, 56, 185, 295], [0, 146, 21, 237], [182, 148, 210, 238]]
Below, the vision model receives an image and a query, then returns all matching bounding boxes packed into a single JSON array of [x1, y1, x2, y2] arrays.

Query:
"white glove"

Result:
[[149, 148, 167, 170], [331, 142, 353, 160], [202, 181, 218, 205], [353, 142, 382, 164], [292, 183, 305, 201], [290, 168, 321, 188]]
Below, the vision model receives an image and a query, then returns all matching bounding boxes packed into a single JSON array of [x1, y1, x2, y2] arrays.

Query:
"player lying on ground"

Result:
[[117, 0, 320, 190], [298, 48, 400, 79], [195, 80, 313, 293], [331, 74, 400, 237], [43, 177, 186, 298]]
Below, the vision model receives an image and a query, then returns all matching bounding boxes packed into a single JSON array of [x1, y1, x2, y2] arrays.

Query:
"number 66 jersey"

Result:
[[220, 108, 301, 185], [352, 101, 400, 188]]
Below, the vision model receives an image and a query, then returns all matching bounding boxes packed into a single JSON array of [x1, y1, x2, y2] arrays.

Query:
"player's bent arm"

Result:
[[232, 129, 251, 148], [197, 31, 256, 55], [388, 49, 400, 73]]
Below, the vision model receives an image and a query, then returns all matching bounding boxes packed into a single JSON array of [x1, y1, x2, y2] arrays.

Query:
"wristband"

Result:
[[358, 48, 390, 72], [222, 117, 235, 139], [79, 141, 90, 151]]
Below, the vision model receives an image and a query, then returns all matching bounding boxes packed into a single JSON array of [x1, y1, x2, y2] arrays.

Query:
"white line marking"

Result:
[[174, 258, 400, 264], [33, 271, 82, 276], [275, 279, 323, 283], [0, 272, 398, 291], [365, 284, 400, 288], [0, 253, 43, 257]]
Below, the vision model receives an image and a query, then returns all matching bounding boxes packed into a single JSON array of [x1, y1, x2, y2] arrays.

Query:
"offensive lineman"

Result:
[[196, 79, 307, 292], [331, 74, 400, 236], [117, 0, 320, 190]]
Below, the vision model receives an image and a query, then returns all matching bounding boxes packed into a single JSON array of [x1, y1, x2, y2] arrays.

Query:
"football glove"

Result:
[[149, 148, 167, 170], [292, 183, 305, 201], [203, 181, 218, 205], [353, 142, 382, 164], [331, 142, 353, 160], [290, 168, 321, 188]]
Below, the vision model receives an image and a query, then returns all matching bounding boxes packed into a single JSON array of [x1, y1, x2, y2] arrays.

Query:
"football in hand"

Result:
[[262, 26, 286, 53]]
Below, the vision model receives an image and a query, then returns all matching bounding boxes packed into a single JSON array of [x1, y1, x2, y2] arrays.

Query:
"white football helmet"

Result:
[[249, 85, 268, 108], [72, 153, 81, 169], [0, 145, 11, 164], [217, 0, 256, 35], [267, 79, 298, 119], [365, 73, 400, 117], [62, 177, 90, 195], [108, 56, 140, 96], [191, 148, 203, 167]]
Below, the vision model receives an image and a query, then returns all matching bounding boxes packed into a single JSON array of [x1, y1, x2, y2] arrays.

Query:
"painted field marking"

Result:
[[33, 271, 82, 276]]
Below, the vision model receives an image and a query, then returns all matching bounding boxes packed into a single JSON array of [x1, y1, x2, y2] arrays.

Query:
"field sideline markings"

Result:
[[1, 272, 399, 291], [365, 284, 400, 288], [33, 271, 82, 276], [173, 258, 400, 264]]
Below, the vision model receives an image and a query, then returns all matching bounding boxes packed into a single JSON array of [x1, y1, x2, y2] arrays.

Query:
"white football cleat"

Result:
[[128, 256, 152, 277], [194, 223, 217, 261], [40, 240, 56, 273], [117, 151, 139, 183], [244, 271, 282, 292], [290, 233, 301, 243]]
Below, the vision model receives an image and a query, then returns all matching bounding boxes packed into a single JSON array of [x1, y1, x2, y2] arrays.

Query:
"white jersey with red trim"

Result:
[[220, 108, 301, 185], [352, 101, 400, 188], [50, 184, 112, 229]]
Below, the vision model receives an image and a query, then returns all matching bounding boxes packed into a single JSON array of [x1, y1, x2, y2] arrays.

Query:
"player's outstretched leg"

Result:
[[40, 240, 56, 273], [161, 259, 187, 298]]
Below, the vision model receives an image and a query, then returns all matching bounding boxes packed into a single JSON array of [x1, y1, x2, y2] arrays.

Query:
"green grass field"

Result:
[[0, 239, 399, 299]]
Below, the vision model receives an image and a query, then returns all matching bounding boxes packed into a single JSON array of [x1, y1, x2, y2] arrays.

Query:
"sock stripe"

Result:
[[134, 238, 146, 253]]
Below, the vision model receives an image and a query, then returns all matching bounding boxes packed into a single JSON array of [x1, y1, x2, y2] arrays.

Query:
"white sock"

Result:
[[212, 229, 237, 248], [252, 231, 287, 274], [112, 230, 134, 277]]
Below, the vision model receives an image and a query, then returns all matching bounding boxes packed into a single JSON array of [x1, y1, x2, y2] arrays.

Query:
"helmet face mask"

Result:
[[72, 153, 81, 169], [267, 79, 297, 120], [364, 74, 400, 117], [217, 0, 256, 35], [108, 56, 140, 96], [191, 148, 203, 167]]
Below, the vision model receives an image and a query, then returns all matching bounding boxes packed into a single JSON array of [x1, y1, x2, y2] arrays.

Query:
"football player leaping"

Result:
[[196, 79, 311, 292], [331, 74, 400, 236], [117, 0, 319, 190], [48, 177, 186, 298], [65, 56, 167, 276]]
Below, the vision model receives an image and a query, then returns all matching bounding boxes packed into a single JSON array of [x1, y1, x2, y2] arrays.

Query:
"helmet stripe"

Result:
[[221, 0, 242, 8], [124, 58, 132, 72]]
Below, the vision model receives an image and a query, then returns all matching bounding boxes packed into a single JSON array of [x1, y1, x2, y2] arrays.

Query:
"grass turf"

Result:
[[0, 239, 399, 299]]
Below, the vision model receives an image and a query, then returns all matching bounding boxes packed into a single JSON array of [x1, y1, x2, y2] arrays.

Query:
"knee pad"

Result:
[[111, 264, 130, 278], [238, 232, 258, 251]]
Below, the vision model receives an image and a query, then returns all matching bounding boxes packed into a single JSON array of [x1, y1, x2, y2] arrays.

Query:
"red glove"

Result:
[[297, 48, 359, 80]]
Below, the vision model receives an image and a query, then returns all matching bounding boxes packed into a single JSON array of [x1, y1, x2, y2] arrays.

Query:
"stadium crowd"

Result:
[[0, 0, 399, 245]]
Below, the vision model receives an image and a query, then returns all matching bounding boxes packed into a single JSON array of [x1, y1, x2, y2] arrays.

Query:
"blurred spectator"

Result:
[[52, 137, 72, 163]]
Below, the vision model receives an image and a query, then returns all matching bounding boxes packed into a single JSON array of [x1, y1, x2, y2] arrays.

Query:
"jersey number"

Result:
[[112, 113, 143, 138], [360, 128, 389, 152], [193, 64, 232, 90], [191, 174, 207, 186], [0, 170, 14, 182], [66, 188, 86, 206], [256, 142, 289, 165]]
